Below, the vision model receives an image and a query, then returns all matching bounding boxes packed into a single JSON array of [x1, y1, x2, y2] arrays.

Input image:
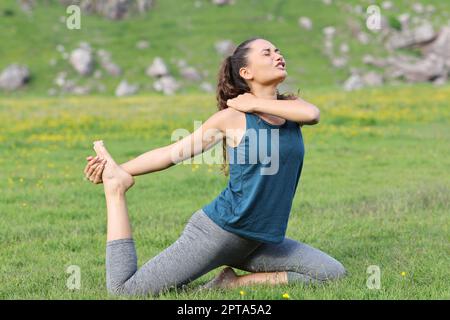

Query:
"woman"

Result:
[[84, 37, 346, 296]]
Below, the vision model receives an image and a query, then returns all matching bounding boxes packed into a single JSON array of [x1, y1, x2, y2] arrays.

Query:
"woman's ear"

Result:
[[239, 66, 252, 80]]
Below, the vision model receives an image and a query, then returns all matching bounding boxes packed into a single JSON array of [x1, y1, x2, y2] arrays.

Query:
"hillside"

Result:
[[0, 0, 448, 96]]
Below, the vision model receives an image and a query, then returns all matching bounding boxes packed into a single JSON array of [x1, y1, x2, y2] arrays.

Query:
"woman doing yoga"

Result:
[[83, 37, 346, 296]]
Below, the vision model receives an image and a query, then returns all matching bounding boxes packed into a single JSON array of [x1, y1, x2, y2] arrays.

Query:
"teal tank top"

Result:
[[202, 111, 305, 244]]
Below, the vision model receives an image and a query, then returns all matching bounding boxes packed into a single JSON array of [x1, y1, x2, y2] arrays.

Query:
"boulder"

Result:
[[115, 80, 139, 96], [69, 46, 94, 76], [146, 57, 169, 78], [153, 76, 180, 95], [0, 64, 30, 91]]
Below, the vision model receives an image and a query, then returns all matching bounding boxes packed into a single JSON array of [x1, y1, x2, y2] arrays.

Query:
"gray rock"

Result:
[[412, 3, 424, 14], [362, 55, 388, 68], [136, 40, 150, 49], [323, 26, 336, 38], [18, 0, 35, 14], [71, 85, 91, 95], [153, 76, 180, 95], [146, 57, 169, 78], [387, 22, 436, 49], [212, 0, 234, 6], [357, 32, 370, 45], [214, 40, 236, 56], [199, 82, 214, 93], [298, 17, 313, 30], [331, 57, 348, 68], [69, 46, 94, 76], [59, 0, 154, 20], [180, 66, 202, 81], [362, 72, 384, 86], [421, 27, 450, 68], [115, 80, 139, 96], [343, 73, 364, 91], [0, 64, 30, 91], [388, 53, 446, 82], [382, 1, 393, 10], [97, 49, 122, 76]]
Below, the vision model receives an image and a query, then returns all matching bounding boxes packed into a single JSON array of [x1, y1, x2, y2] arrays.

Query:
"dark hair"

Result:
[[216, 37, 299, 176]]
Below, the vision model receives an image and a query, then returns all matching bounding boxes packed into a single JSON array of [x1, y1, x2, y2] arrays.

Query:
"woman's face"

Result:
[[239, 39, 287, 86]]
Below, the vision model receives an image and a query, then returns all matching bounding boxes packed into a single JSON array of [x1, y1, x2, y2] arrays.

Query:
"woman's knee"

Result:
[[321, 258, 347, 281]]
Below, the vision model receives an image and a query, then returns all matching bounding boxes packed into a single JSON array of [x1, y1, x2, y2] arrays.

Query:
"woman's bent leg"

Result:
[[230, 237, 347, 285], [106, 209, 261, 296]]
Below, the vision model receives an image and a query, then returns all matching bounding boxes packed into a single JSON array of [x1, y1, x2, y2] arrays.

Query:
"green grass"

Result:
[[1, 84, 449, 299]]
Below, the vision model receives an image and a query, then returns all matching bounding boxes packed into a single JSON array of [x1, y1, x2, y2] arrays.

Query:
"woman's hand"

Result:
[[226, 93, 258, 113], [84, 155, 107, 184]]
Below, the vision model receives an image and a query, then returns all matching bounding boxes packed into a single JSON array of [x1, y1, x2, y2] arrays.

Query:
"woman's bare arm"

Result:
[[118, 110, 229, 177]]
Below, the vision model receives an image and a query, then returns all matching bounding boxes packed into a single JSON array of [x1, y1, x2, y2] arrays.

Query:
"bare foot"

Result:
[[93, 140, 134, 194], [200, 267, 238, 290]]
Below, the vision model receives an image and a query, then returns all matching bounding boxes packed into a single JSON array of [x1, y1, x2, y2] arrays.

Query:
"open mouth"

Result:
[[275, 62, 286, 70]]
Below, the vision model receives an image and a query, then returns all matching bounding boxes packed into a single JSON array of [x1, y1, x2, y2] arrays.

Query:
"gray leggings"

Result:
[[106, 209, 346, 296]]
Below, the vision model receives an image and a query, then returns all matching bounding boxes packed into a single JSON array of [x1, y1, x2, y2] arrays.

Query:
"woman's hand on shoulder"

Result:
[[226, 93, 258, 113]]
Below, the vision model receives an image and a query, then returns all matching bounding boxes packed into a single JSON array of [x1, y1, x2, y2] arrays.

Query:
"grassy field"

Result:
[[1, 84, 449, 299]]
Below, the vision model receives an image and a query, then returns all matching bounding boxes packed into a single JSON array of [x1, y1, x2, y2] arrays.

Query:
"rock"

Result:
[[93, 70, 102, 79], [362, 55, 387, 68], [115, 80, 139, 96], [362, 72, 383, 86], [331, 57, 348, 68], [322, 0, 332, 5], [388, 53, 446, 82], [136, 40, 150, 49], [180, 66, 202, 81], [323, 26, 336, 38], [425, 5, 435, 14], [97, 49, 122, 76], [382, 1, 393, 10], [214, 40, 236, 56], [59, 0, 154, 20], [199, 82, 214, 93], [432, 74, 447, 86], [18, 0, 35, 14], [146, 57, 169, 78], [412, 3, 424, 14], [398, 13, 410, 30], [421, 27, 450, 67], [339, 43, 349, 54], [54, 71, 67, 87], [357, 32, 370, 45], [176, 59, 188, 68], [71, 85, 91, 95], [298, 17, 312, 30], [0, 64, 30, 91], [212, 0, 234, 6], [69, 46, 94, 76], [153, 76, 180, 95], [387, 22, 436, 50], [343, 73, 364, 91]]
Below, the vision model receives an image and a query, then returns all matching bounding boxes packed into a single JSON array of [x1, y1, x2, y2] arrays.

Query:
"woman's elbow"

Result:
[[308, 108, 320, 125]]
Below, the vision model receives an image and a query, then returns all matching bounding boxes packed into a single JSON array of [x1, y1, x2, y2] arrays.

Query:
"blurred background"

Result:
[[1, 0, 449, 96]]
